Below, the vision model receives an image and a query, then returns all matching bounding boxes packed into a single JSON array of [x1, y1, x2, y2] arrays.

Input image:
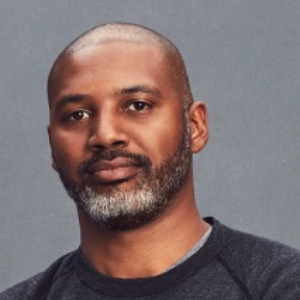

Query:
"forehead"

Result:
[[72, 41, 165, 67], [48, 42, 176, 104]]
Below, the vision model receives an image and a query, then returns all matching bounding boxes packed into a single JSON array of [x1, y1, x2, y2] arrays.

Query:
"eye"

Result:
[[67, 110, 90, 121], [127, 101, 151, 111]]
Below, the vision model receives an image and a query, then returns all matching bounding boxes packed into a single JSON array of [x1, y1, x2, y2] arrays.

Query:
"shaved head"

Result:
[[47, 22, 193, 105]]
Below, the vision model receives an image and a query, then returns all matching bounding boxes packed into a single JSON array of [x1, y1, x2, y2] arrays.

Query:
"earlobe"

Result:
[[188, 101, 209, 153]]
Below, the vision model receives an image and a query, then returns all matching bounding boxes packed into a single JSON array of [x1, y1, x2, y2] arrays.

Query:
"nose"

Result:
[[88, 113, 129, 151]]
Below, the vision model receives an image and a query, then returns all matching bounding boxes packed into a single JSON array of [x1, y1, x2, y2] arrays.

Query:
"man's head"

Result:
[[47, 22, 208, 231]]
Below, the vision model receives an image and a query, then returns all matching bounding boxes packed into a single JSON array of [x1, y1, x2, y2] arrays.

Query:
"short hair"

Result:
[[48, 22, 193, 106]]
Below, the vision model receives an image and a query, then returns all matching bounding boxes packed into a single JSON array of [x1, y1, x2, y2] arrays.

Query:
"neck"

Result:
[[77, 180, 209, 278]]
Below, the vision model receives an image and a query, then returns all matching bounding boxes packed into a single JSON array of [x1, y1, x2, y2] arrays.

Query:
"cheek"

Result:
[[158, 125, 184, 155], [50, 130, 87, 172], [136, 110, 185, 163]]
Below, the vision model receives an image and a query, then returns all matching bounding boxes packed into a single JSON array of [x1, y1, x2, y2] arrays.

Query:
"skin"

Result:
[[48, 41, 210, 278]]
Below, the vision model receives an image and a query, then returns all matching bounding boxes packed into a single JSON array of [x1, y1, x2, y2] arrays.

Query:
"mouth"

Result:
[[85, 158, 142, 184]]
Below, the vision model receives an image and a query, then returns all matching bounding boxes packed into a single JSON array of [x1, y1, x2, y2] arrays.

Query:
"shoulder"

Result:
[[210, 218, 300, 299], [0, 251, 77, 300]]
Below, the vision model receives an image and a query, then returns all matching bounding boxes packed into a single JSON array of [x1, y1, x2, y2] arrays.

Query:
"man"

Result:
[[1, 22, 299, 299]]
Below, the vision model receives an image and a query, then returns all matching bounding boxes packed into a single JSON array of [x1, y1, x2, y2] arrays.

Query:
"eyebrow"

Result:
[[113, 85, 162, 98], [53, 85, 162, 112], [53, 95, 88, 113]]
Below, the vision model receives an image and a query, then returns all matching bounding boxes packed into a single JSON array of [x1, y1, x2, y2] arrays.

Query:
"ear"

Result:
[[188, 101, 209, 153], [47, 125, 58, 172]]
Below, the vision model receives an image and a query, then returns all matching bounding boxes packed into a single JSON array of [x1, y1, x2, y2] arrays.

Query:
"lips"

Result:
[[86, 157, 141, 183]]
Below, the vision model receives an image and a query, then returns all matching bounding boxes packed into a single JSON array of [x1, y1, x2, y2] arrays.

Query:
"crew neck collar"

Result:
[[74, 217, 231, 297]]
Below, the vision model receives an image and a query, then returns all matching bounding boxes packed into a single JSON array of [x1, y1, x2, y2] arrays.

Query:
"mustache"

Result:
[[78, 149, 152, 174]]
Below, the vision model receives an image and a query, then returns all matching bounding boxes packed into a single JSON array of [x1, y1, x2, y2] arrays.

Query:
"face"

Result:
[[48, 42, 192, 230]]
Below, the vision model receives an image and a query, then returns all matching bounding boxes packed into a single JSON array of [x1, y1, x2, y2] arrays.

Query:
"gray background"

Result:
[[0, 0, 299, 291]]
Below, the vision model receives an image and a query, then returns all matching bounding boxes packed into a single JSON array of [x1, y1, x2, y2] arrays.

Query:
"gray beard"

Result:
[[58, 111, 191, 231]]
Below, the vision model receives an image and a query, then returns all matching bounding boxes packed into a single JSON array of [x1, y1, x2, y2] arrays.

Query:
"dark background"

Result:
[[0, 0, 299, 290]]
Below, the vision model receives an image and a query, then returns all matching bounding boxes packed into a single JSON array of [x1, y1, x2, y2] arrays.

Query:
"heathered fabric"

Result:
[[1, 217, 300, 300]]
